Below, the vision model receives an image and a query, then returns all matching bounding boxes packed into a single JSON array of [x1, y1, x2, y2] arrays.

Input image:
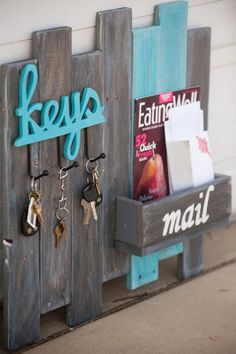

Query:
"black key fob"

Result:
[[21, 207, 39, 237], [83, 183, 103, 206]]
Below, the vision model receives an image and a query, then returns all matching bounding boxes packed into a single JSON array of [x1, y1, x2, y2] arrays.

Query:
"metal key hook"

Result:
[[31, 177, 37, 191], [89, 153, 106, 163], [30, 170, 49, 191]]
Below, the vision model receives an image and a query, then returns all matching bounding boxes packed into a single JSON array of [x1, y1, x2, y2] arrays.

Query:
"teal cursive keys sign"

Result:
[[14, 64, 105, 160]]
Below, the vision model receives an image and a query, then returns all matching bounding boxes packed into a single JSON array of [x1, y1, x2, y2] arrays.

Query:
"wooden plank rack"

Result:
[[115, 174, 231, 289], [0, 0, 232, 350]]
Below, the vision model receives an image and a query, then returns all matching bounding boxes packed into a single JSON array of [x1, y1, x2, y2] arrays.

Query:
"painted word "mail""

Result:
[[162, 185, 214, 237], [14, 64, 105, 160]]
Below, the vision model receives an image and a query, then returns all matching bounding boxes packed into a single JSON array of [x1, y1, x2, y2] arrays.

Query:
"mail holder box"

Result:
[[115, 174, 231, 256]]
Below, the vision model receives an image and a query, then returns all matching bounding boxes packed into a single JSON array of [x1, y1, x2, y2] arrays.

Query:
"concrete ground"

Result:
[[26, 261, 236, 354], [1, 223, 236, 353]]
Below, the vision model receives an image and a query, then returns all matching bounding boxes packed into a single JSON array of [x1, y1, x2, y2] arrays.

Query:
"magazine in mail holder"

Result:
[[115, 174, 231, 289]]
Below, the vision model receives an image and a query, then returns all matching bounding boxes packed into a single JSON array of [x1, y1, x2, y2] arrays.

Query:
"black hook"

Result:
[[31, 170, 49, 180], [84, 128, 106, 162], [89, 153, 106, 163], [63, 161, 79, 171]]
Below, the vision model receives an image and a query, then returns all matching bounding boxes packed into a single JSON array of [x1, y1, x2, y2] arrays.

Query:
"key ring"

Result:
[[86, 159, 98, 174], [59, 168, 68, 180], [56, 207, 69, 221], [55, 167, 70, 221]]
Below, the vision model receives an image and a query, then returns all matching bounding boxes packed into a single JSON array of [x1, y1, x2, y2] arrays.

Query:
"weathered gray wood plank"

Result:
[[0, 61, 40, 349], [0, 250, 3, 301], [178, 234, 204, 279], [187, 27, 211, 129], [116, 175, 231, 248], [182, 27, 212, 278], [115, 217, 230, 257], [32, 27, 72, 313], [67, 51, 103, 325], [97, 8, 132, 282]]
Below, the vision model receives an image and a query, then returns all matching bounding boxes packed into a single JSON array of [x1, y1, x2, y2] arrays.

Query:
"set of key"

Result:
[[22, 190, 43, 236], [21, 159, 103, 238], [81, 169, 102, 225]]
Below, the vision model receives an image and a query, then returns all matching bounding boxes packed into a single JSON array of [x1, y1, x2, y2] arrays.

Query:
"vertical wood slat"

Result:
[[97, 8, 132, 282], [129, 1, 188, 289], [67, 51, 104, 325], [0, 251, 3, 301], [187, 27, 211, 129], [155, 1, 188, 92], [179, 27, 212, 277], [0, 61, 4, 301], [178, 234, 204, 279], [0, 61, 40, 349], [32, 27, 73, 313]]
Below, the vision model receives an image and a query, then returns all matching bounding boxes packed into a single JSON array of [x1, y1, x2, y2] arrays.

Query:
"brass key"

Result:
[[92, 169, 101, 196], [81, 198, 92, 225], [32, 200, 43, 225], [54, 220, 66, 248]]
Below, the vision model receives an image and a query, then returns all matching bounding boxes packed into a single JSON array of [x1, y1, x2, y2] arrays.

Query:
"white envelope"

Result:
[[166, 140, 193, 193], [169, 109, 204, 141], [165, 101, 214, 194], [190, 131, 214, 187], [168, 101, 201, 117], [166, 132, 214, 193]]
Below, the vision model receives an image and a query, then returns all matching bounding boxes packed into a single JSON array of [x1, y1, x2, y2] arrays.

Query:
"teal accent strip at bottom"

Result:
[[127, 242, 184, 290], [127, 253, 159, 290], [157, 242, 184, 261]]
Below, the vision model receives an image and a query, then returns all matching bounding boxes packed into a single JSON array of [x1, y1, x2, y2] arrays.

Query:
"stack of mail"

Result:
[[165, 101, 214, 194]]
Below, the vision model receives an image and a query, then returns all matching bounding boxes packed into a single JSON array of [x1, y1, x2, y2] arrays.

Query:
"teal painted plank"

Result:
[[127, 243, 184, 290], [155, 1, 188, 92], [127, 253, 158, 290], [133, 26, 161, 99], [129, 1, 188, 290], [157, 242, 184, 261]]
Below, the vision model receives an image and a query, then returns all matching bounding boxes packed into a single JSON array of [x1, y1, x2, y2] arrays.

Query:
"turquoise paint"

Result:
[[14, 64, 105, 160], [129, 1, 188, 290], [127, 253, 158, 290], [157, 242, 184, 261], [155, 1, 188, 92], [132, 26, 161, 99], [127, 243, 184, 290]]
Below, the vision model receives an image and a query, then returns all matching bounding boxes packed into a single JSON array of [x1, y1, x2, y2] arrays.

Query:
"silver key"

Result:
[[90, 201, 98, 221], [81, 199, 92, 225], [27, 197, 37, 228]]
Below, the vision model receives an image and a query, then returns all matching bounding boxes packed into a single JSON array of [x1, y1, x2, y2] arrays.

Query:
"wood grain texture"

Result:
[[154, 1, 188, 92], [127, 242, 183, 289], [66, 51, 103, 326], [0, 61, 40, 349], [32, 27, 72, 313], [97, 8, 132, 282], [127, 253, 158, 290], [178, 234, 204, 278], [158, 242, 184, 261], [0, 251, 3, 300], [129, 1, 188, 287], [187, 27, 211, 129], [116, 174, 231, 249]]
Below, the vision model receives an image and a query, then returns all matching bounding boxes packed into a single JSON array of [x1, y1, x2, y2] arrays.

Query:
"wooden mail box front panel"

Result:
[[116, 174, 231, 249]]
